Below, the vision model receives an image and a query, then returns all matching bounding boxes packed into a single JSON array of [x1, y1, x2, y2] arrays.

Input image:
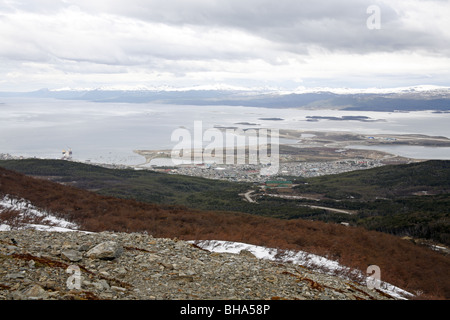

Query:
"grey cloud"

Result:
[[3, 0, 448, 56], [66, 0, 447, 54], [0, 5, 272, 68], [0, 0, 448, 91]]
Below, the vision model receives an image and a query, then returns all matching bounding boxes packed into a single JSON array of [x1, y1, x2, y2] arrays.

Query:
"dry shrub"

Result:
[[0, 209, 24, 230]]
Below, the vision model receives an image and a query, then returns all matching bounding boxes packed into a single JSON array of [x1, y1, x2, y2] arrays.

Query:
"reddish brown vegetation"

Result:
[[1, 166, 449, 299]]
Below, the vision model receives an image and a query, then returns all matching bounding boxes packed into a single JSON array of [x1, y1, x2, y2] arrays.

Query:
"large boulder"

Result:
[[86, 241, 123, 260]]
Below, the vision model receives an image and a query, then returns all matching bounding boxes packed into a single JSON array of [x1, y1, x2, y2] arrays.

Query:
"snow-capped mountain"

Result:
[[2, 84, 448, 111], [47, 84, 450, 94], [287, 85, 450, 95]]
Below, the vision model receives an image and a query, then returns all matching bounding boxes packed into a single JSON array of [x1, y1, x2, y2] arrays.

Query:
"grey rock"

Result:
[[93, 279, 110, 291], [23, 284, 48, 300], [78, 244, 90, 252], [61, 249, 83, 262], [6, 245, 18, 252], [6, 272, 25, 279], [239, 249, 257, 258], [86, 241, 123, 260], [111, 286, 127, 292]]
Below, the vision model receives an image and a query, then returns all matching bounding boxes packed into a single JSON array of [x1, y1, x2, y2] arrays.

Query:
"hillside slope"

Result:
[[0, 159, 250, 206], [0, 166, 449, 299], [295, 160, 450, 200], [1, 159, 448, 245], [0, 229, 401, 301]]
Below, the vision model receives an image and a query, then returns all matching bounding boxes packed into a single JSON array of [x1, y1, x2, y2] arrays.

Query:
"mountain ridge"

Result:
[[1, 85, 449, 111]]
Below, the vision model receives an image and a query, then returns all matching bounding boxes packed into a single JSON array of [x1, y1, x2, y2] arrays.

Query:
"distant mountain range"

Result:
[[1, 85, 449, 111]]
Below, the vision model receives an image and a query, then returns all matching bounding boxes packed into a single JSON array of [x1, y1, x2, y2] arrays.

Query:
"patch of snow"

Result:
[[0, 195, 80, 232]]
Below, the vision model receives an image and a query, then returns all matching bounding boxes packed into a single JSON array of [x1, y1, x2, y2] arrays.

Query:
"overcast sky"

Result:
[[0, 0, 449, 91]]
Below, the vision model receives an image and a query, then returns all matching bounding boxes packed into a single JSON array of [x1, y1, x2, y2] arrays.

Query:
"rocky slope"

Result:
[[0, 229, 397, 300]]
